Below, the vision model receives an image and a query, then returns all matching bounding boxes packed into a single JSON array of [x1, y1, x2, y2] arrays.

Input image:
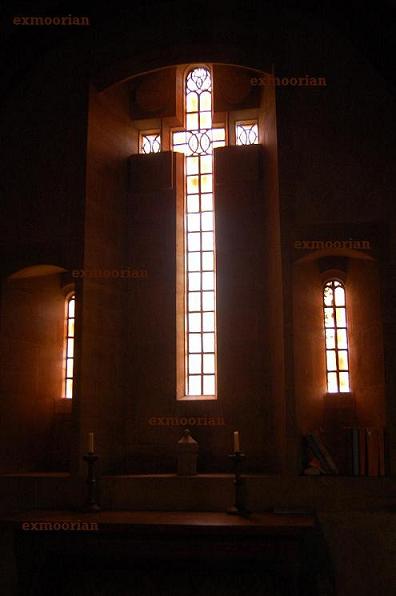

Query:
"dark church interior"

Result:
[[0, 1, 395, 594]]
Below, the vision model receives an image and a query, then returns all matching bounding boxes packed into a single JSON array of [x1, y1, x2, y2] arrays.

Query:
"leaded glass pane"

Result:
[[200, 91, 211, 110], [189, 354, 201, 374], [66, 358, 74, 377], [188, 292, 201, 311], [187, 175, 199, 194], [326, 351, 337, 371], [326, 328, 335, 349], [336, 308, 346, 327], [337, 329, 347, 349], [339, 372, 350, 392], [188, 252, 201, 271], [200, 155, 212, 173], [200, 112, 212, 129], [202, 291, 215, 311], [201, 232, 214, 251], [189, 313, 201, 333], [324, 308, 335, 328], [338, 350, 349, 371], [189, 334, 202, 353], [203, 333, 215, 352], [68, 319, 74, 337], [334, 285, 345, 306], [187, 113, 199, 130], [140, 133, 161, 154], [323, 286, 333, 306], [203, 374, 215, 395], [201, 212, 213, 231], [327, 372, 338, 393], [201, 174, 212, 193], [203, 312, 215, 332], [202, 251, 214, 271], [203, 354, 215, 374], [187, 196, 199, 213], [189, 375, 201, 394], [202, 271, 214, 290], [201, 194, 213, 211], [67, 338, 74, 356], [66, 379, 73, 399], [235, 121, 259, 145], [188, 232, 200, 250], [187, 213, 200, 231], [188, 272, 201, 291], [186, 92, 198, 112]]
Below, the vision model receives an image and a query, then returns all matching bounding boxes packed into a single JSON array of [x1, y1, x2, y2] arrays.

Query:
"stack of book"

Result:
[[303, 427, 385, 476], [349, 427, 385, 476]]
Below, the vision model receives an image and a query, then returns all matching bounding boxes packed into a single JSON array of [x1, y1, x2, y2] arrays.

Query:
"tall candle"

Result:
[[233, 431, 240, 453], [88, 432, 94, 453]]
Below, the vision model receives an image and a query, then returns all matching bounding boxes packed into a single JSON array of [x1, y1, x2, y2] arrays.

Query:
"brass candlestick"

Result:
[[82, 452, 101, 512], [227, 452, 250, 516]]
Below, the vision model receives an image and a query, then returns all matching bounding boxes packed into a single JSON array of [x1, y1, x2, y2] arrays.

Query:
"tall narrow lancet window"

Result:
[[64, 293, 75, 399], [323, 280, 350, 393], [172, 67, 225, 397]]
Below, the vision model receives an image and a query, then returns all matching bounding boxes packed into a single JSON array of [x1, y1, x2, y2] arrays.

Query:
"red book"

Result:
[[359, 428, 367, 476], [378, 428, 385, 476], [344, 428, 353, 475], [367, 428, 379, 477], [352, 428, 359, 476]]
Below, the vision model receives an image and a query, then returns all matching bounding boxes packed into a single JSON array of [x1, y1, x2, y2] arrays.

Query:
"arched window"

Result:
[[64, 293, 75, 399], [323, 280, 350, 393]]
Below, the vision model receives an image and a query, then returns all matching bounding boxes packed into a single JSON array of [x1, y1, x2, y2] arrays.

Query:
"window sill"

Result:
[[54, 398, 72, 414], [323, 392, 355, 406], [177, 395, 217, 401]]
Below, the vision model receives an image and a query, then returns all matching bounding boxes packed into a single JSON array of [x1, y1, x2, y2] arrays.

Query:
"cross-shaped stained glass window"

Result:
[[172, 67, 226, 397]]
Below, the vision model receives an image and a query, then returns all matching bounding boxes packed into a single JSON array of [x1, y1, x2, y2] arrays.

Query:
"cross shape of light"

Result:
[[172, 67, 225, 397]]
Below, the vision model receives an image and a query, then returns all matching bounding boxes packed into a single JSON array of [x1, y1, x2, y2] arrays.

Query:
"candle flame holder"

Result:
[[227, 452, 250, 517], [82, 452, 101, 512]]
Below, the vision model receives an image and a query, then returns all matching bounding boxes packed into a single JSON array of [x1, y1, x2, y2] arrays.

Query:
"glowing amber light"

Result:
[[64, 294, 75, 399], [172, 66, 225, 397], [323, 280, 350, 393]]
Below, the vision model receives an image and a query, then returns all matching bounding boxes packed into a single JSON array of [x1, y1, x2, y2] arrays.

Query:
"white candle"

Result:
[[233, 431, 240, 453], [88, 432, 94, 453]]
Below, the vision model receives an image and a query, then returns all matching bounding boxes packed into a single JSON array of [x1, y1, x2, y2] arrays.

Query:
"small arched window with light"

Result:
[[64, 293, 75, 399], [323, 280, 350, 393]]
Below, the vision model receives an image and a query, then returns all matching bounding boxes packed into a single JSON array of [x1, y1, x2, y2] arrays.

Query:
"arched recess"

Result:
[[292, 250, 386, 454], [0, 264, 74, 472], [82, 59, 284, 474]]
